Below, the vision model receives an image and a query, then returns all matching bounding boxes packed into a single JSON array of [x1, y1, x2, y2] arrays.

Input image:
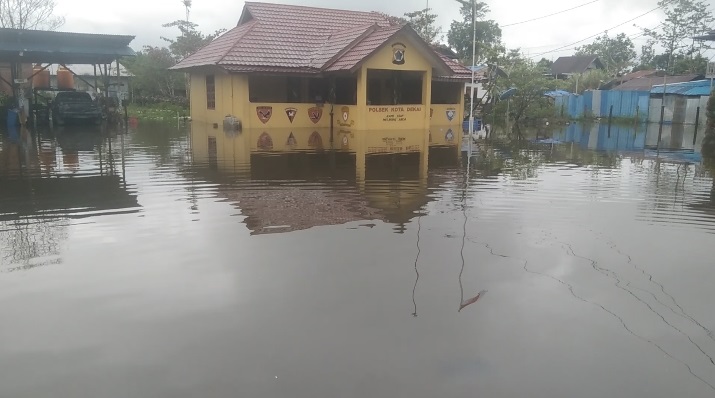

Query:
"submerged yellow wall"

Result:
[[189, 73, 250, 126], [186, 32, 465, 134], [357, 33, 434, 131]]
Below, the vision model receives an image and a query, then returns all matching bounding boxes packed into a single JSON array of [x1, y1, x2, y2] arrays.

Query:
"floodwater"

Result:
[[1, 121, 715, 398]]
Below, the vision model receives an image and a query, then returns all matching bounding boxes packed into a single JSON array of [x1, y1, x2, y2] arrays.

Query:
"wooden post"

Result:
[[607, 105, 613, 138], [657, 101, 665, 151], [694, 106, 700, 146], [93, 64, 98, 95]]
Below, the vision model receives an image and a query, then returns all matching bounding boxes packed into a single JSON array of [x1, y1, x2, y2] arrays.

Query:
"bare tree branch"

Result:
[[0, 0, 64, 30]]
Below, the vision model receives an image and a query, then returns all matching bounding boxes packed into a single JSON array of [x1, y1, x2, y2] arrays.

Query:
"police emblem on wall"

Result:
[[445, 129, 455, 142], [256, 106, 273, 124], [341, 106, 350, 123], [286, 132, 297, 148], [392, 42, 406, 65], [308, 131, 324, 149], [446, 108, 456, 121], [257, 132, 273, 150], [308, 107, 323, 124], [285, 107, 297, 123]]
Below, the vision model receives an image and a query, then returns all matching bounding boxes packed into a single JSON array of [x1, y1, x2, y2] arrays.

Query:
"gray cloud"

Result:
[[55, 0, 715, 60]]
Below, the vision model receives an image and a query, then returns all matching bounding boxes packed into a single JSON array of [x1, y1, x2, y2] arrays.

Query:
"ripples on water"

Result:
[[1, 122, 715, 397]]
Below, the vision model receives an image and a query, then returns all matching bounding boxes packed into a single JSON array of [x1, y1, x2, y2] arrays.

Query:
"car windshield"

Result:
[[56, 92, 92, 102]]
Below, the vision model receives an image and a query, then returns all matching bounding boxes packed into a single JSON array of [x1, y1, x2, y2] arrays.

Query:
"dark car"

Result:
[[51, 91, 102, 125]]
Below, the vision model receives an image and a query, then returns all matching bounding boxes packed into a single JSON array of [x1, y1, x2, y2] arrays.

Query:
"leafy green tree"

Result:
[[636, 40, 708, 74], [575, 33, 636, 75], [161, 20, 225, 62], [404, 8, 441, 44], [447, 1, 503, 65], [641, 0, 713, 71], [536, 58, 553, 69], [565, 69, 609, 93], [123, 46, 184, 98], [492, 54, 566, 122]]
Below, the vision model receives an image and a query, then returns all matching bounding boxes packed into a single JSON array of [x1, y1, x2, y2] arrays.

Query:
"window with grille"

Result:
[[206, 75, 216, 110]]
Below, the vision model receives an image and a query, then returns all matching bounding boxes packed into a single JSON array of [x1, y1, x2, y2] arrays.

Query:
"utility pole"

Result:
[[457, 0, 477, 157]]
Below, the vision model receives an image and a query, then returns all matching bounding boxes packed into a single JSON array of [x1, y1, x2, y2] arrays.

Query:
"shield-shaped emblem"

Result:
[[392, 43, 406, 65], [285, 107, 297, 123], [341, 135, 349, 149], [256, 106, 273, 124], [308, 107, 323, 124], [257, 132, 273, 150], [446, 108, 456, 121], [341, 106, 349, 123], [308, 131, 323, 149], [286, 132, 297, 148], [445, 129, 454, 142]]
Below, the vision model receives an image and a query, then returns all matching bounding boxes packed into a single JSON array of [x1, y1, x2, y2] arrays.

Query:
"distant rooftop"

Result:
[[651, 79, 712, 96], [550, 55, 604, 76], [613, 74, 702, 91]]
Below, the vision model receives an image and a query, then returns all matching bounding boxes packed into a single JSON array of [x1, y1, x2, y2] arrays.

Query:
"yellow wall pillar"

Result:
[[232, 74, 250, 130], [354, 130, 367, 190], [356, 67, 368, 131], [422, 69, 432, 131]]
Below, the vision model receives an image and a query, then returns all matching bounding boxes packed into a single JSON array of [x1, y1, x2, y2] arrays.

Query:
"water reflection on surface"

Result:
[[1, 121, 715, 398]]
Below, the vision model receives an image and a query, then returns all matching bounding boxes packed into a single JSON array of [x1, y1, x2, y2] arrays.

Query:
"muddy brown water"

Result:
[[1, 122, 715, 398]]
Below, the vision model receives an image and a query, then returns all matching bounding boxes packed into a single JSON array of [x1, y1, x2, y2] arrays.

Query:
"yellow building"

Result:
[[171, 2, 470, 136]]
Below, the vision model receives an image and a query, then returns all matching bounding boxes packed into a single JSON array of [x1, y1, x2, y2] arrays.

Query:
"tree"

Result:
[[566, 69, 609, 93], [575, 33, 636, 75], [122, 46, 184, 98], [641, 0, 714, 72], [491, 53, 566, 123], [636, 39, 708, 74], [403, 8, 441, 44], [536, 58, 553, 69], [447, 1, 503, 65], [161, 20, 225, 62], [0, 0, 64, 30]]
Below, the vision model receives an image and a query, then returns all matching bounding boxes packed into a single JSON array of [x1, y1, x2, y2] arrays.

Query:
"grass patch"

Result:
[[127, 103, 189, 121]]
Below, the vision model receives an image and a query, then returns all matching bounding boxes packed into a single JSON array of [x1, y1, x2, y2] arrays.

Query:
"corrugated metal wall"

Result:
[[555, 90, 710, 125], [554, 90, 650, 122]]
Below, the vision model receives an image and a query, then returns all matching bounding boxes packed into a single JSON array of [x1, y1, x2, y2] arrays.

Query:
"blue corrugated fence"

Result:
[[554, 90, 650, 122]]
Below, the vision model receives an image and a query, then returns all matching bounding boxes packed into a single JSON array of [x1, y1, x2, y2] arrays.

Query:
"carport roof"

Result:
[[0, 28, 135, 64]]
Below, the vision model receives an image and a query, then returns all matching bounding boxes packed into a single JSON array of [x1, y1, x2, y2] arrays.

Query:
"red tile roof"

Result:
[[437, 53, 471, 78], [324, 25, 402, 71], [172, 2, 458, 77]]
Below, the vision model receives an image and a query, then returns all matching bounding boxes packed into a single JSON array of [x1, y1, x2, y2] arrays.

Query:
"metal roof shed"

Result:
[[651, 80, 711, 96], [0, 28, 135, 64]]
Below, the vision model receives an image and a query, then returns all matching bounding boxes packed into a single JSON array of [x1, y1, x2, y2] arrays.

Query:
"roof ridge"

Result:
[[318, 24, 378, 70], [243, 1, 388, 18], [216, 20, 258, 66]]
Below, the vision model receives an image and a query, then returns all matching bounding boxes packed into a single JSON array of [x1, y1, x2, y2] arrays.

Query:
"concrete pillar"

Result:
[[356, 67, 368, 130]]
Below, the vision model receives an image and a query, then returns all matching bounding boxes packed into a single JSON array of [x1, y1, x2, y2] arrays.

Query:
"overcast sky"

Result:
[[54, 0, 713, 60]]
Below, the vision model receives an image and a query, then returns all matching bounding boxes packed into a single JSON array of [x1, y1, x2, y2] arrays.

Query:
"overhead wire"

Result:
[[527, 2, 670, 58], [501, 0, 600, 28]]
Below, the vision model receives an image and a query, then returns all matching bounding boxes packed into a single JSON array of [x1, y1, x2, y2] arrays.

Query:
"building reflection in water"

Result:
[[0, 124, 139, 272], [189, 123, 461, 235]]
